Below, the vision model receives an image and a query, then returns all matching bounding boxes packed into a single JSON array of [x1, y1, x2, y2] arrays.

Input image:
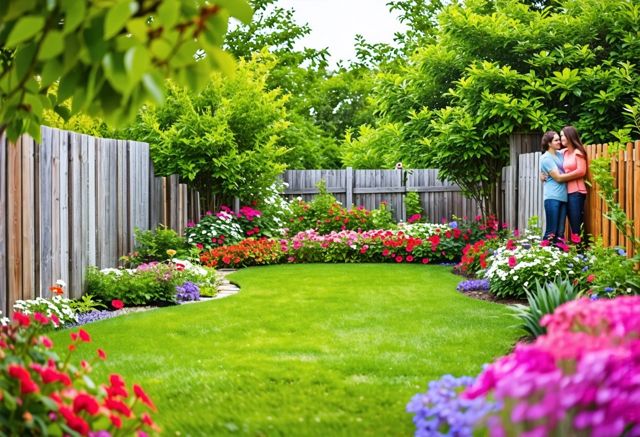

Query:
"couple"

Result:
[[539, 126, 588, 243]]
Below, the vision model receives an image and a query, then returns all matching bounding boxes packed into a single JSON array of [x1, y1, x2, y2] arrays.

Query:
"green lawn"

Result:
[[50, 264, 521, 436]]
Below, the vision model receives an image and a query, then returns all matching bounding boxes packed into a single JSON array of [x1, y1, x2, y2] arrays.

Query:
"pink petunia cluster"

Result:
[[464, 296, 640, 436]]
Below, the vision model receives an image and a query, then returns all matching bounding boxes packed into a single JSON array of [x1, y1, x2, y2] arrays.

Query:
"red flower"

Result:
[[196, 243, 204, 250], [422, 258, 430, 264], [105, 398, 133, 417], [97, 348, 107, 361], [141, 412, 155, 426], [40, 336, 53, 349], [570, 233, 581, 244], [111, 299, 124, 310], [50, 313, 60, 326], [34, 312, 49, 325], [508, 256, 517, 268], [109, 414, 123, 428], [133, 384, 157, 411], [395, 255, 403, 263], [13, 312, 30, 327], [587, 274, 596, 283], [78, 329, 91, 343], [73, 393, 100, 415], [406, 255, 414, 262]]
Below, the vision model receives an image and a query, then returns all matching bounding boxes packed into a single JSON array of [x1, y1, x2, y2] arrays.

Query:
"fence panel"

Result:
[[1, 128, 198, 314]]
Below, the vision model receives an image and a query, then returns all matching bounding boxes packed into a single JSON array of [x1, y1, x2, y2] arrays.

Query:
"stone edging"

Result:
[[211, 269, 240, 299]]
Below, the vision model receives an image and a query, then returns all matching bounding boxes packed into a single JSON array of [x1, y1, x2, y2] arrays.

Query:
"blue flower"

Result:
[[456, 279, 490, 292], [582, 266, 589, 272], [604, 287, 614, 294], [449, 221, 458, 229], [176, 281, 200, 302], [590, 294, 599, 301], [617, 248, 627, 256]]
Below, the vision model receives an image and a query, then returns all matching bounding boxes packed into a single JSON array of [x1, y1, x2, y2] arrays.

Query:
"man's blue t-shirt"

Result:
[[540, 151, 567, 202]]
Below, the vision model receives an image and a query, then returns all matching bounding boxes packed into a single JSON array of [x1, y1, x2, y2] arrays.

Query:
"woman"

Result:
[[543, 126, 588, 240], [539, 131, 567, 241]]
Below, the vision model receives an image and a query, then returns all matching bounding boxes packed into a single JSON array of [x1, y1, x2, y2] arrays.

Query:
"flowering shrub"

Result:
[[121, 227, 190, 267], [283, 183, 396, 236], [200, 238, 282, 268], [463, 296, 640, 436], [583, 240, 640, 298], [86, 260, 218, 306], [13, 295, 77, 327], [482, 236, 589, 299], [0, 313, 158, 435], [407, 374, 499, 437], [456, 279, 489, 292], [185, 208, 245, 250]]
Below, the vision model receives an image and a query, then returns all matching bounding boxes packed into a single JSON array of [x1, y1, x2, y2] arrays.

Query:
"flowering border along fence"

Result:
[[0, 127, 201, 314]]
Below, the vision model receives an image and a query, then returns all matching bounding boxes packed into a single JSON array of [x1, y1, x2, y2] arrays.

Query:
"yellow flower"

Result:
[[166, 249, 177, 257]]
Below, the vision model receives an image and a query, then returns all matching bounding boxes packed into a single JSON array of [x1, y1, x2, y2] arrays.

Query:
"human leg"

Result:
[[567, 192, 586, 237], [543, 199, 561, 241]]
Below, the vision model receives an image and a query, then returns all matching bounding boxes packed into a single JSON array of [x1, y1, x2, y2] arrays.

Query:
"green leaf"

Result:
[[142, 73, 164, 103], [104, 0, 138, 39], [126, 17, 148, 42], [157, 0, 180, 30], [124, 45, 150, 85], [62, 0, 85, 34], [38, 30, 64, 60], [215, 0, 253, 24], [58, 68, 81, 101], [6, 15, 45, 47], [150, 38, 172, 60]]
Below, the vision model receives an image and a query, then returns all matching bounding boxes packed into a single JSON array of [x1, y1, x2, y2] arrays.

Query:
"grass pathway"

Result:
[[51, 264, 520, 436]]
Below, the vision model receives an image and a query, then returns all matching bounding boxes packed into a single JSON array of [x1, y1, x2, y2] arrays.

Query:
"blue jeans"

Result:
[[543, 199, 567, 241], [567, 192, 586, 236]]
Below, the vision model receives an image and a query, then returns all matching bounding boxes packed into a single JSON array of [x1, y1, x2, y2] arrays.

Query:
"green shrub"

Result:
[[584, 240, 640, 298], [85, 266, 179, 307], [122, 227, 190, 267], [405, 191, 423, 221], [511, 276, 581, 338], [69, 294, 107, 314]]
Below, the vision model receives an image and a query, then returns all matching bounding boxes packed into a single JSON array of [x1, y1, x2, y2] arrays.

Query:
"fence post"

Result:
[[233, 197, 240, 215], [345, 167, 353, 208]]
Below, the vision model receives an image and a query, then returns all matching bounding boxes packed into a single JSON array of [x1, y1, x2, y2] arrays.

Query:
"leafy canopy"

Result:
[[0, 0, 252, 142]]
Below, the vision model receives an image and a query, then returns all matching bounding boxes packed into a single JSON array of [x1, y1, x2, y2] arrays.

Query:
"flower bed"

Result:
[[408, 296, 640, 436], [1, 312, 158, 435]]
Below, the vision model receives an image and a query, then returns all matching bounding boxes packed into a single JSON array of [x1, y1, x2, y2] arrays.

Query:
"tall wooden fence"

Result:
[[516, 141, 640, 256], [0, 127, 200, 315], [282, 168, 481, 222]]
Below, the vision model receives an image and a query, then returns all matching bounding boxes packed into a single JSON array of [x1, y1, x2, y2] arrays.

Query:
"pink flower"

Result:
[[540, 239, 550, 247], [406, 255, 414, 262], [508, 256, 517, 268], [570, 233, 581, 244], [395, 255, 403, 263], [111, 299, 124, 310], [587, 274, 595, 283]]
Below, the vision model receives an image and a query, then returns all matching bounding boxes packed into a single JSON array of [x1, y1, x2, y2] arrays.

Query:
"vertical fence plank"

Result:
[[634, 141, 640, 256], [68, 133, 82, 298], [51, 128, 62, 288], [39, 128, 52, 297], [116, 139, 128, 258], [59, 131, 69, 293], [21, 136, 35, 301], [0, 133, 7, 315], [7, 136, 22, 310], [625, 143, 633, 256]]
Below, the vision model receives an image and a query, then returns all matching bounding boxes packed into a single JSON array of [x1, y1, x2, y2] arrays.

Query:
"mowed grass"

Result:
[[50, 264, 521, 436]]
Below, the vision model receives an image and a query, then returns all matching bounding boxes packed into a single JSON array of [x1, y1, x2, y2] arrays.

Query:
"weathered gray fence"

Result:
[[0, 127, 200, 315], [282, 168, 482, 222]]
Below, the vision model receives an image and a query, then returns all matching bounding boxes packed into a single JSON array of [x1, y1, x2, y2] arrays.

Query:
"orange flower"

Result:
[[49, 285, 64, 296]]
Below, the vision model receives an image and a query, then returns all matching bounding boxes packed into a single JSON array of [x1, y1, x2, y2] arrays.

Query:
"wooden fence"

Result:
[[516, 141, 640, 256], [282, 168, 481, 222], [0, 127, 200, 314]]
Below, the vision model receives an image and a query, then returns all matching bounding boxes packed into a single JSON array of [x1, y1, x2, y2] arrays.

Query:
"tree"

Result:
[[123, 53, 290, 209], [0, 0, 252, 142], [366, 0, 640, 215]]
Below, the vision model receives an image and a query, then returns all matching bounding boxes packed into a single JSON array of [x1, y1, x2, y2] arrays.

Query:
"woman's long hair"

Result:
[[540, 131, 558, 152], [562, 126, 589, 164]]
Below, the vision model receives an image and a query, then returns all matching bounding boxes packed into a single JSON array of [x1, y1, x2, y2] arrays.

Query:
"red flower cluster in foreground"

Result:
[[1, 312, 159, 436]]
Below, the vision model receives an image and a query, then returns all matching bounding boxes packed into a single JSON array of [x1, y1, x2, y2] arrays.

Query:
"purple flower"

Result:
[[456, 279, 490, 292], [408, 374, 500, 436], [66, 310, 119, 327], [176, 281, 200, 302]]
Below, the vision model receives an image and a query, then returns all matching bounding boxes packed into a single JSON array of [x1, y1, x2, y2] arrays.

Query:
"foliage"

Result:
[[404, 191, 424, 222], [463, 296, 640, 436], [69, 294, 107, 315], [511, 276, 581, 338], [200, 238, 282, 269], [1, 313, 158, 435], [121, 226, 190, 267], [283, 182, 396, 236], [124, 53, 288, 207], [584, 240, 640, 298], [12, 296, 77, 327], [0, 0, 252, 142], [368, 0, 640, 215], [482, 236, 588, 299], [340, 123, 404, 169]]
